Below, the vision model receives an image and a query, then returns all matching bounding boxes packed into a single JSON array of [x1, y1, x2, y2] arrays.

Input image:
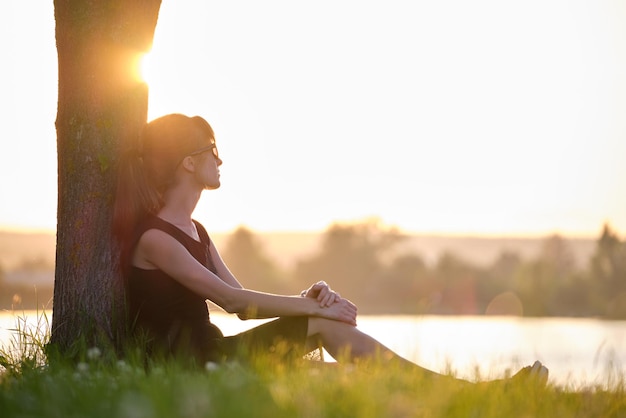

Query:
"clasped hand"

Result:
[[301, 280, 342, 307], [302, 280, 357, 326]]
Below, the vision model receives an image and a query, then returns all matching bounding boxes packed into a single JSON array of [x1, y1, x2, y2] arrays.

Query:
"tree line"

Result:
[[2, 221, 624, 318], [221, 221, 626, 319], [0, 257, 54, 311]]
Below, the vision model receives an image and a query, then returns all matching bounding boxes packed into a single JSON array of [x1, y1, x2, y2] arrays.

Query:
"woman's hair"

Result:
[[113, 113, 215, 269]]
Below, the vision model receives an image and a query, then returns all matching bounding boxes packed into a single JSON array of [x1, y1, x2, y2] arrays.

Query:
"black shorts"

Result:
[[219, 316, 309, 363]]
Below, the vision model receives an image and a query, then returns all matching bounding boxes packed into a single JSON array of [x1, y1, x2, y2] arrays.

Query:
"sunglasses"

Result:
[[189, 139, 219, 160]]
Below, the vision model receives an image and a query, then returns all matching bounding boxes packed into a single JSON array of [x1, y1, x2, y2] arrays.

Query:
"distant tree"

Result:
[[221, 226, 291, 294], [293, 220, 405, 312], [17, 256, 54, 272], [486, 251, 522, 288], [514, 234, 577, 316], [538, 234, 577, 278], [384, 252, 430, 313], [478, 251, 523, 312], [430, 252, 479, 314], [589, 224, 626, 317], [0, 262, 6, 307], [590, 225, 625, 287], [51, 0, 161, 354]]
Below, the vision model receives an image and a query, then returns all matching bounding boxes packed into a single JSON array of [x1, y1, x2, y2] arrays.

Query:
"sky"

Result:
[[1, 0, 625, 237]]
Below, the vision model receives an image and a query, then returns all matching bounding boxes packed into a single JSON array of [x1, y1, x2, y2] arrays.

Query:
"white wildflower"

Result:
[[116, 360, 131, 372], [117, 392, 154, 418], [87, 347, 102, 360], [205, 361, 219, 372]]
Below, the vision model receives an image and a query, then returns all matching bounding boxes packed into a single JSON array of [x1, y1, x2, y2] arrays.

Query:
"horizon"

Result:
[[0, 221, 613, 240], [0, 221, 602, 274]]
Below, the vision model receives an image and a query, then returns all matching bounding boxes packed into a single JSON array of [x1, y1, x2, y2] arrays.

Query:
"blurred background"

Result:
[[1, 1, 625, 386], [1, 0, 625, 316]]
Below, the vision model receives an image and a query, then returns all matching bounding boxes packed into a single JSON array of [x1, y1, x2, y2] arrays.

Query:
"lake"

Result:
[[1, 310, 624, 388]]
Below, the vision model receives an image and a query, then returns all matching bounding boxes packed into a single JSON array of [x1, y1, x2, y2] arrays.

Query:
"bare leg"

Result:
[[307, 317, 456, 382], [306, 317, 548, 386]]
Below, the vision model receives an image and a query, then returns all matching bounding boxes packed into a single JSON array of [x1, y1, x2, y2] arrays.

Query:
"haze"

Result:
[[1, 0, 625, 237]]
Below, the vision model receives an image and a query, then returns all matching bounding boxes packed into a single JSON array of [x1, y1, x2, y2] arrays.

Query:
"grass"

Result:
[[0, 308, 49, 375], [1, 312, 625, 418]]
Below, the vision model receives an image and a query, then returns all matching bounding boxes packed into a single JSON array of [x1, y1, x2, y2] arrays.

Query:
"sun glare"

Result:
[[138, 51, 154, 86]]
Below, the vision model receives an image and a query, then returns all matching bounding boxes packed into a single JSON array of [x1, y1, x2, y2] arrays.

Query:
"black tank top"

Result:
[[127, 215, 224, 362]]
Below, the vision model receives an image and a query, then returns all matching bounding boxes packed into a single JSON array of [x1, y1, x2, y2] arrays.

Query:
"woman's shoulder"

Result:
[[134, 215, 211, 250], [135, 214, 173, 236], [135, 215, 189, 245]]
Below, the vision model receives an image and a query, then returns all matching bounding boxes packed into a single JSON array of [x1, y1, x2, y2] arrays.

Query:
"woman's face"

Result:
[[193, 141, 222, 190]]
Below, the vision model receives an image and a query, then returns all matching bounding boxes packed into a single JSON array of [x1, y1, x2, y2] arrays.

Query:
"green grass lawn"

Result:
[[1, 312, 625, 418]]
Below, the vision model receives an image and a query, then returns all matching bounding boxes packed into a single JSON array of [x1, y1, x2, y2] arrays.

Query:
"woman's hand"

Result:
[[302, 281, 356, 325], [321, 297, 357, 326], [302, 281, 341, 307]]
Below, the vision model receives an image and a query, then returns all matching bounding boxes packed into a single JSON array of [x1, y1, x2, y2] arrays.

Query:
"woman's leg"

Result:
[[306, 317, 549, 386], [307, 317, 449, 381]]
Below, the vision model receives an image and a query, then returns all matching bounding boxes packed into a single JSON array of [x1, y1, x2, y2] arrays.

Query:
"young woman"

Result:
[[113, 113, 548, 385]]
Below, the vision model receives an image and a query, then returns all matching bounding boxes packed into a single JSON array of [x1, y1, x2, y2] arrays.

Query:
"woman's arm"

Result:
[[134, 229, 357, 325], [207, 240, 244, 289], [209, 239, 343, 318]]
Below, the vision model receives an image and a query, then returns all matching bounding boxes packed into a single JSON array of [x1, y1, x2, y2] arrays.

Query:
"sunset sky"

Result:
[[1, 1, 625, 237]]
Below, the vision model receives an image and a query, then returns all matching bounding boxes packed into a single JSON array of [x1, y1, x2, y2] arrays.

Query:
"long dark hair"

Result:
[[113, 114, 215, 271]]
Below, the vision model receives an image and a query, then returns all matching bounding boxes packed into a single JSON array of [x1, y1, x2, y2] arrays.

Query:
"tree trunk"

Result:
[[51, 0, 161, 354]]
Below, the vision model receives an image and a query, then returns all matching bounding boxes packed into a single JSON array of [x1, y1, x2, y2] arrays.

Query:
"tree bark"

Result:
[[51, 0, 161, 353]]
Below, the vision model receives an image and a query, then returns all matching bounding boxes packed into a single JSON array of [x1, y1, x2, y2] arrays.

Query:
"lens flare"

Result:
[[137, 51, 154, 85]]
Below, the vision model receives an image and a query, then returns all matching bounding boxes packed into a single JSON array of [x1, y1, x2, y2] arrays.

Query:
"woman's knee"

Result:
[[307, 317, 351, 339]]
